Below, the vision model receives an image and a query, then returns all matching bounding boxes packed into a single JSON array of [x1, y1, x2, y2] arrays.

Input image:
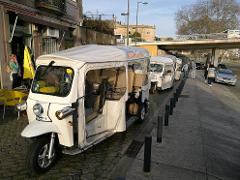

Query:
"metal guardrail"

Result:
[[176, 33, 228, 41]]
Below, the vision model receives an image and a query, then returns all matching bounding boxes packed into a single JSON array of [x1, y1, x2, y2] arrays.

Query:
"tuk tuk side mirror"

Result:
[[55, 107, 75, 120]]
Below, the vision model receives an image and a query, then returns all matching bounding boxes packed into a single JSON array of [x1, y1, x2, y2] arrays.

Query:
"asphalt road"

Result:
[[0, 80, 178, 179]]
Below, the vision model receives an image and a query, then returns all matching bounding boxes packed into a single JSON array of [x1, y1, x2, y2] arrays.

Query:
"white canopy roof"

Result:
[[37, 45, 150, 67], [164, 55, 177, 61], [150, 56, 173, 64]]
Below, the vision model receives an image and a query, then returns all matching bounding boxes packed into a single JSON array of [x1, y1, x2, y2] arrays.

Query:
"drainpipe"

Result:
[[9, 15, 18, 43], [58, 31, 65, 49], [126, 0, 130, 46], [0, 59, 3, 89]]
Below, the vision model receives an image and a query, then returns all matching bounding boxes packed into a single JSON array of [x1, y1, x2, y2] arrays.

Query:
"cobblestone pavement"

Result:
[[0, 86, 175, 179]]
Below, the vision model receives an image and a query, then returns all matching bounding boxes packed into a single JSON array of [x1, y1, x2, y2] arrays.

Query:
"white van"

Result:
[[18, 45, 150, 175], [149, 56, 175, 93]]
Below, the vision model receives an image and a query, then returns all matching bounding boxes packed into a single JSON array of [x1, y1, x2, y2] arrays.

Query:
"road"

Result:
[[0, 81, 178, 179]]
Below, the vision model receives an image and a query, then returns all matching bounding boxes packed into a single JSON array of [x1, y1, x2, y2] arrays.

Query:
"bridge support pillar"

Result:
[[211, 48, 221, 67], [158, 49, 168, 56]]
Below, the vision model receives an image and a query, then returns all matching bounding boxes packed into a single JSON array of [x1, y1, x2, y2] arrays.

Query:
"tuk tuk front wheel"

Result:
[[150, 83, 157, 94], [137, 103, 146, 122], [26, 136, 59, 175]]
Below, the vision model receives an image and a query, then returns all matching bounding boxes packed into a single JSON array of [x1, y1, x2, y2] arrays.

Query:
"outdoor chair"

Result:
[[1, 90, 28, 120], [0, 89, 8, 103]]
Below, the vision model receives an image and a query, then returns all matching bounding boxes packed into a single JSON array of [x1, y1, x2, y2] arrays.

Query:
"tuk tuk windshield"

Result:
[[150, 64, 163, 73], [31, 66, 74, 97]]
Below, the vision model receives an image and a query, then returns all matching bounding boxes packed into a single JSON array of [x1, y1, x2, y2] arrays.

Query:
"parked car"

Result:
[[215, 69, 237, 86], [196, 62, 205, 70], [217, 64, 227, 69]]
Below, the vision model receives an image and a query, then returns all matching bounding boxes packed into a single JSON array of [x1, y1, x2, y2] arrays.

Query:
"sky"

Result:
[[83, 0, 199, 37], [83, 0, 240, 37]]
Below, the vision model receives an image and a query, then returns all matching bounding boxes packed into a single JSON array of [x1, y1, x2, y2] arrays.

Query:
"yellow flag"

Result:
[[23, 46, 35, 79]]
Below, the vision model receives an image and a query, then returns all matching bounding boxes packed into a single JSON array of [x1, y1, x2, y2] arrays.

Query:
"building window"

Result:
[[42, 38, 58, 55], [63, 31, 74, 49]]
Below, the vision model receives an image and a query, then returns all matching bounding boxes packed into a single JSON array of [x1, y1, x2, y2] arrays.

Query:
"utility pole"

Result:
[[126, 0, 130, 46], [135, 1, 148, 45], [136, 2, 139, 34]]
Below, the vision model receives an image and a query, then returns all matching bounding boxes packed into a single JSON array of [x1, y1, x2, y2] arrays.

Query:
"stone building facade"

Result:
[[114, 23, 156, 44], [0, 0, 83, 88]]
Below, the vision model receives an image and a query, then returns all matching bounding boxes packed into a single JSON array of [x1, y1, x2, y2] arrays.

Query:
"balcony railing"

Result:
[[35, 0, 66, 15]]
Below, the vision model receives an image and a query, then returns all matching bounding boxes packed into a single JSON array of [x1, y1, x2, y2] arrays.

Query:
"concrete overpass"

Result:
[[136, 39, 240, 51], [135, 39, 240, 66]]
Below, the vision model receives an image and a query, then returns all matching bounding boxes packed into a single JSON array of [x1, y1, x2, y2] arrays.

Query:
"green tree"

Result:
[[83, 19, 114, 35], [130, 32, 145, 42], [175, 0, 240, 35]]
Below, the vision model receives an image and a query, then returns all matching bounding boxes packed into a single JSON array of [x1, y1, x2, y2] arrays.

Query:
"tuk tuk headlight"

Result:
[[33, 103, 43, 116]]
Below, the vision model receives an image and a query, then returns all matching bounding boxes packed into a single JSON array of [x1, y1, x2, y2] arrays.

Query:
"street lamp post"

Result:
[[136, 2, 148, 43], [121, 0, 130, 46], [127, 0, 130, 46]]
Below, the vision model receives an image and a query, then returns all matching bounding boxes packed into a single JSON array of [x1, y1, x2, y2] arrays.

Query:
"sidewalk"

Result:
[[126, 72, 240, 180]]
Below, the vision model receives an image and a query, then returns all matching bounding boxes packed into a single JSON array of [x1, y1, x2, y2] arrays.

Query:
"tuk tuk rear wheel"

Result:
[[137, 103, 146, 122], [26, 136, 59, 175]]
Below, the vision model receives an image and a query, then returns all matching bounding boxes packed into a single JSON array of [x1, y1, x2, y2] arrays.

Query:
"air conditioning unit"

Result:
[[45, 28, 59, 38]]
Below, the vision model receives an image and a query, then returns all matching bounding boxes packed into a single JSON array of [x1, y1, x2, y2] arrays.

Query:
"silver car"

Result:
[[215, 69, 237, 86]]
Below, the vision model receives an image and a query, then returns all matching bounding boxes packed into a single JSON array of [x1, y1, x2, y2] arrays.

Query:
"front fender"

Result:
[[21, 121, 61, 138], [157, 78, 163, 88]]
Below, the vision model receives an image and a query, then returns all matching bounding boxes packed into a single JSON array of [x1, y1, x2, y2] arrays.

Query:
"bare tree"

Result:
[[83, 18, 114, 35], [175, 0, 240, 35]]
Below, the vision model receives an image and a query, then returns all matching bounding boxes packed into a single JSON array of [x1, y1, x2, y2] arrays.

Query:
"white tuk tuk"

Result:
[[149, 56, 175, 93], [164, 55, 182, 81], [18, 45, 150, 174], [175, 58, 182, 80]]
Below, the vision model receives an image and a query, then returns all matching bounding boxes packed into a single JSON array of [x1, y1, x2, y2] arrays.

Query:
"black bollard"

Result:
[[173, 95, 176, 108], [179, 84, 182, 91], [176, 88, 178, 97], [143, 136, 152, 172], [174, 92, 178, 102], [157, 116, 163, 143], [170, 98, 174, 115], [178, 87, 181, 95], [176, 88, 179, 96], [178, 86, 182, 95], [181, 80, 184, 90], [164, 105, 169, 126]]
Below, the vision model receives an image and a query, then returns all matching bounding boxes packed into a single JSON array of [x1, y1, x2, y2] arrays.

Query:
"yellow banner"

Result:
[[23, 46, 35, 79]]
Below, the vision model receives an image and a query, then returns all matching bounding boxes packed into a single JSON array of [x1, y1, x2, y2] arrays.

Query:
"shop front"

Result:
[[0, 0, 81, 88]]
